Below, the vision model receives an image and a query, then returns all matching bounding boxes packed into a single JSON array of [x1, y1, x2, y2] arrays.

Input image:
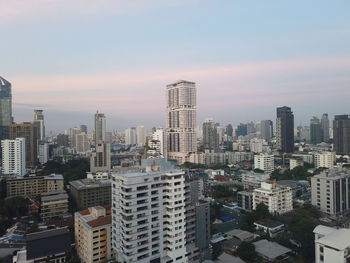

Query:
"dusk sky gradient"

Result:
[[1, 0, 350, 133]]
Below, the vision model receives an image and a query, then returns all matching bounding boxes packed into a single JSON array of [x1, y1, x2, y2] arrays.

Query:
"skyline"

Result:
[[1, 0, 350, 132]]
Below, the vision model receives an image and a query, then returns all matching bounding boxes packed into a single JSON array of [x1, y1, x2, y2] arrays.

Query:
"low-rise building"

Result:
[[314, 225, 350, 263], [314, 151, 335, 169], [237, 191, 253, 211], [253, 181, 293, 214], [86, 171, 110, 180], [254, 220, 285, 238], [69, 179, 111, 210], [254, 154, 274, 174], [75, 206, 114, 263], [40, 190, 69, 220], [253, 239, 291, 262]]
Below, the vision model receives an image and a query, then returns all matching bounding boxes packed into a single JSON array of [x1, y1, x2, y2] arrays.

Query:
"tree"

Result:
[[237, 242, 259, 262], [0, 197, 29, 218], [240, 203, 271, 231]]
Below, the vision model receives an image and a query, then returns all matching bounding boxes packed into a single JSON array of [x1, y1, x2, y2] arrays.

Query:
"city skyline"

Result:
[[1, 0, 350, 132]]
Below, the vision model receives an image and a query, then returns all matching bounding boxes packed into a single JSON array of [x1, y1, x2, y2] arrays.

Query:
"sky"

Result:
[[1, 0, 350, 133]]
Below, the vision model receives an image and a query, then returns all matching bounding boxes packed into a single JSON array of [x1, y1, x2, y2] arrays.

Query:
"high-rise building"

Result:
[[136, 125, 147, 146], [68, 127, 81, 148], [38, 141, 49, 164], [152, 128, 164, 156], [57, 134, 69, 147], [0, 76, 12, 141], [10, 122, 38, 167], [310, 116, 322, 145], [202, 118, 219, 152], [314, 152, 335, 169], [90, 141, 111, 173], [80, 124, 88, 134], [236, 123, 248, 137], [75, 133, 90, 153], [226, 124, 233, 137], [276, 106, 294, 153], [33, 109, 45, 141], [166, 80, 197, 164], [112, 159, 188, 263], [94, 111, 106, 142], [321, 113, 330, 143], [254, 154, 274, 174], [333, 115, 350, 155], [311, 169, 350, 216], [125, 127, 137, 145], [1, 138, 26, 176], [75, 206, 115, 263], [260, 120, 273, 142]]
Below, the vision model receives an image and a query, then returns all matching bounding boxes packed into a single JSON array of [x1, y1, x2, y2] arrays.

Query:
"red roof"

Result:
[[87, 215, 112, 228], [214, 175, 229, 182]]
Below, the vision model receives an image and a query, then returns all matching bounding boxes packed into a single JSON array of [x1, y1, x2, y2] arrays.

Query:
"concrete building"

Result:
[[237, 191, 253, 211], [236, 123, 247, 137], [87, 171, 109, 180], [311, 169, 350, 216], [260, 120, 273, 142], [10, 122, 39, 167], [136, 125, 147, 146], [250, 138, 266, 153], [125, 127, 137, 145], [75, 132, 90, 153], [94, 111, 106, 143], [112, 159, 188, 263], [276, 106, 294, 153], [1, 138, 26, 176], [314, 225, 350, 263], [310, 116, 323, 145], [69, 179, 111, 210], [166, 80, 197, 164], [253, 181, 293, 214], [38, 142, 49, 164], [0, 76, 12, 141], [80, 124, 88, 134], [40, 190, 69, 220], [90, 141, 111, 173], [6, 174, 64, 198], [321, 113, 330, 143], [152, 128, 164, 156], [289, 158, 303, 170], [254, 154, 274, 174], [68, 127, 81, 148], [203, 118, 219, 152], [333, 114, 350, 155], [57, 134, 69, 147], [75, 206, 114, 263], [33, 109, 45, 141], [314, 152, 335, 169], [254, 220, 285, 238]]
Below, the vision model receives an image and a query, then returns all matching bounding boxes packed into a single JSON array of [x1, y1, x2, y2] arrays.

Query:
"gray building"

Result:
[[321, 113, 330, 143], [260, 120, 273, 142], [310, 116, 322, 145], [237, 191, 253, 211], [203, 118, 219, 152], [69, 179, 111, 210], [195, 200, 211, 261], [94, 111, 106, 143], [333, 114, 350, 155], [311, 169, 350, 216], [276, 106, 294, 153], [90, 141, 111, 173], [0, 76, 12, 141]]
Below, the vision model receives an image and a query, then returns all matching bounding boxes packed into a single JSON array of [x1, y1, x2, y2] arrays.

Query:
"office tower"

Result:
[[80, 124, 88, 134], [310, 116, 322, 145], [250, 138, 265, 153], [38, 142, 49, 164], [202, 118, 219, 152], [112, 159, 187, 263], [68, 127, 81, 148], [260, 120, 273, 142], [75, 206, 115, 263], [1, 138, 26, 176], [254, 153, 274, 174], [75, 133, 90, 153], [311, 169, 350, 216], [136, 125, 147, 146], [247, 121, 256, 134], [0, 76, 12, 141], [253, 181, 293, 214], [94, 111, 106, 142], [57, 134, 69, 147], [299, 126, 311, 142], [10, 122, 38, 167], [166, 80, 197, 164], [90, 141, 111, 173], [105, 131, 113, 143], [6, 174, 64, 198], [236, 123, 248, 137], [333, 115, 350, 155], [276, 106, 294, 153], [226, 124, 233, 137], [69, 179, 111, 210], [314, 152, 335, 169], [321, 113, 330, 142], [125, 127, 137, 145], [33, 109, 45, 141]]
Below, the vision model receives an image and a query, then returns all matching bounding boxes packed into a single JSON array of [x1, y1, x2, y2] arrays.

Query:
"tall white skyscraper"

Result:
[[136, 125, 147, 146], [33, 109, 45, 141], [166, 80, 197, 164], [1, 138, 26, 176], [94, 111, 106, 142], [152, 128, 164, 156], [125, 127, 137, 145]]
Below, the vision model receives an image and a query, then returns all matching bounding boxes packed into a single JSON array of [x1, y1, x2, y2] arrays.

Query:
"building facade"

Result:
[[314, 152, 335, 169], [90, 141, 111, 173], [260, 120, 273, 142], [94, 111, 106, 143], [33, 109, 45, 142], [310, 116, 323, 145], [166, 80, 197, 164], [333, 114, 350, 155], [1, 138, 26, 176], [202, 118, 219, 152], [321, 113, 330, 143], [0, 76, 12, 141], [254, 154, 274, 174], [40, 190, 69, 220], [276, 106, 294, 153]]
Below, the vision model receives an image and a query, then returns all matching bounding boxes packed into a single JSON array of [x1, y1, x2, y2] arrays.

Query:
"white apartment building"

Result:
[[250, 138, 266, 153], [75, 132, 90, 153], [311, 169, 350, 216], [314, 152, 335, 169], [112, 161, 188, 263], [253, 182, 293, 214], [254, 154, 274, 174], [1, 138, 26, 176], [152, 128, 164, 156], [38, 142, 49, 164], [314, 225, 350, 263], [166, 80, 197, 164], [125, 127, 137, 145], [136, 126, 147, 146]]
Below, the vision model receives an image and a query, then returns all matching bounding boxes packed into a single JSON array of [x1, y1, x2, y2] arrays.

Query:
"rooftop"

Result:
[[69, 178, 111, 189], [253, 239, 291, 261], [254, 219, 284, 228], [41, 191, 68, 202], [314, 225, 350, 250]]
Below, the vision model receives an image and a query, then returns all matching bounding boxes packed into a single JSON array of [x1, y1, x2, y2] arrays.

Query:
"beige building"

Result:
[[253, 181, 293, 214], [75, 206, 114, 263], [40, 190, 69, 220], [314, 151, 335, 169], [6, 174, 64, 198]]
